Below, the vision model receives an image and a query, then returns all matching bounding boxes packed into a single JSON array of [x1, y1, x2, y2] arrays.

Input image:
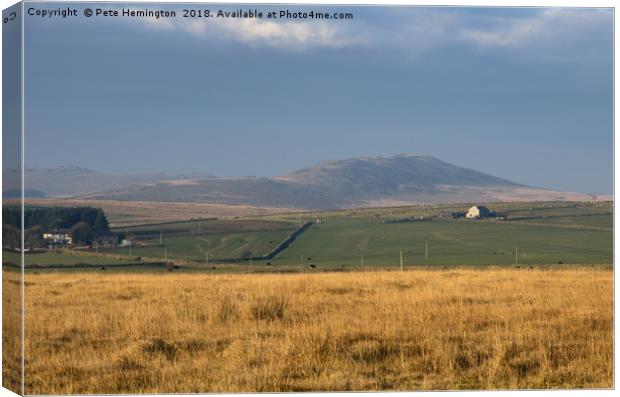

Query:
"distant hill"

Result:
[[60, 153, 600, 209], [89, 177, 335, 209], [3, 166, 215, 198], [278, 153, 521, 194], [3, 189, 46, 198]]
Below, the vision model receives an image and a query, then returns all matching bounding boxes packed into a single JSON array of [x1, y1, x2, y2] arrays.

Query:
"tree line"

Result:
[[2, 206, 111, 248]]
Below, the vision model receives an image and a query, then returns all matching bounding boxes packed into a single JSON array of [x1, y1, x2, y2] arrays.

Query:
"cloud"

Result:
[[115, 7, 366, 50], [115, 6, 611, 59], [117, 7, 457, 52], [460, 9, 612, 49], [182, 9, 459, 53], [179, 18, 361, 50]]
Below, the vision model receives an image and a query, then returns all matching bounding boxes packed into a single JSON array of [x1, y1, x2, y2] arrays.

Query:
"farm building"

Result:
[[42, 231, 72, 246], [466, 205, 493, 219]]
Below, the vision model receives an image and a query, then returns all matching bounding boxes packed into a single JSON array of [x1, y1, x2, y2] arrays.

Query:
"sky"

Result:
[[2, 1, 21, 190], [20, 3, 613, 193]]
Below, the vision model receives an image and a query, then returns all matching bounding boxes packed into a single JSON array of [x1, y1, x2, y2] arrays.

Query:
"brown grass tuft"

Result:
[[217, 298, 240, 323], [250, 295, 288, 321], [141, 338, 178, 360]]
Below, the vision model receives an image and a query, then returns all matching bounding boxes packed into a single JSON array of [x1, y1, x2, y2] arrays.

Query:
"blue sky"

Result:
[[22, 3, 613, 193]]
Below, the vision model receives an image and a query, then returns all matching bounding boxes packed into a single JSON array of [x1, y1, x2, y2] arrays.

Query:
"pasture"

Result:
[[104, 219, 296, 261], [266, 201, 612, 267], [102, 230, 292, 262], [266, 217, 612, 267], [13, 267, 613, 393], [114, 201, 611, 268], [6, 201, 612, 269]]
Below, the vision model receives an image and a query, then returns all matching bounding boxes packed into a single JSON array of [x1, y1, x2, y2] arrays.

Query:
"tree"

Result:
[[92, 210, 110, 233], [4, 206, 111, 233], [70, 222, 94, 245], [2, 224, 20, 250], [25, 225, 43, 250]]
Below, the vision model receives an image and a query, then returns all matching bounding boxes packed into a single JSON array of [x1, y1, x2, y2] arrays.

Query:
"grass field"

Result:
[[103, 230, 293, 261], [13, 267, 612, 393], [511, 214, 612, 229], [2, 270, 21, 393], [113, 218, 296, 238], [104, 218, 296, 261], [112, 201, 611, 268], [269, 201, 612, 223], [265, 217, 612, 267], [4, 202, 612, 268]]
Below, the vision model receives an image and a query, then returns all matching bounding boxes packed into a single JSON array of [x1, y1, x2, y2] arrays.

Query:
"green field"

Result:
[[102, 229, 292, 261], [3, 201, 612, 269], [270, 201, 612, 222], [258, 201, 612, 267], [261, 217, 612, 267], [510, 214, 612, 229], [108, 201, 612, 267]]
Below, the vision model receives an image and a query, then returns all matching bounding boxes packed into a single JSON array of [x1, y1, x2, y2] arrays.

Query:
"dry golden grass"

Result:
[[13, 267, 613, 393], [2, 270, 22, 393]]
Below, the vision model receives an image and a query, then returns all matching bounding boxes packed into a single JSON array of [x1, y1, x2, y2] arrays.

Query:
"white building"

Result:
[[121, 239, 133, 247], [43, 233, 72, 245], [466, 205, 492, 219]]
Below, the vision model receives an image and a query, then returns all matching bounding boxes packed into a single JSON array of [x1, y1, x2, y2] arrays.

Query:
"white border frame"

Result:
[[0, 1, 616, 397]]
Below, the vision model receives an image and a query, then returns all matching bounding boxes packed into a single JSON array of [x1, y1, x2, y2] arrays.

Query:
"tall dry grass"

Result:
[[14, 267, 613, 393], [2, 270, 22, 393]]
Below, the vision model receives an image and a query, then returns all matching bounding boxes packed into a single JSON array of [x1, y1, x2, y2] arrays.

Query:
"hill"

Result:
[[2, 166, 214, 197], [17, 154, 602, 210], [279, 154, 520, 191], [276, 153, 525, 204]]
